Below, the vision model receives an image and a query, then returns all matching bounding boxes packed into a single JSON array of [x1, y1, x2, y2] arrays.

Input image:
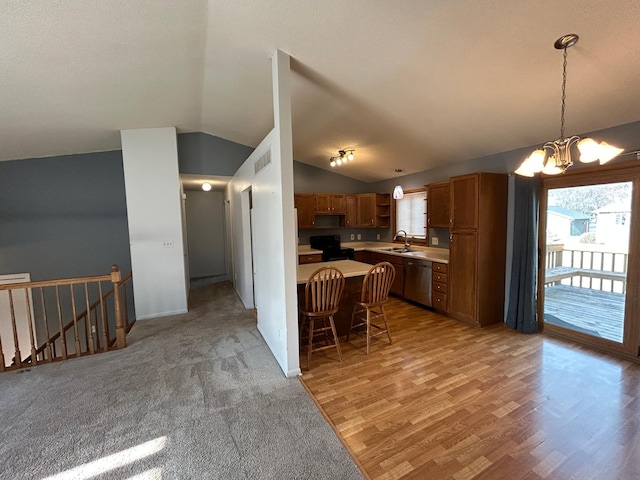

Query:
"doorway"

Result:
[[539, 165, 640, 357]]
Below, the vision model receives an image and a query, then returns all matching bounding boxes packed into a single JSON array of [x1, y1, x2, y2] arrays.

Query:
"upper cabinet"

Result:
[[345, 194, 357, 227], [295, 192, 390, 229], [315, 194, 345, 214], [356, 194, 376, 227], [294, 194, 315, 229], [426, 181, 450, 228], [450, 174, 479, 230], [375, 193, 391, 228]]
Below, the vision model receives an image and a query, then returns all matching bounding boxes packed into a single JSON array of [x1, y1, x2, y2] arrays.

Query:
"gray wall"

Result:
[[0, 132, 255, 282], [178, 132, 254, 176], [0, 151, 131, 281], [185, 191, 226, 279]]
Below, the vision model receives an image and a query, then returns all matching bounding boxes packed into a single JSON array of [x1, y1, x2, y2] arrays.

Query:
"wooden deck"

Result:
[[544, 284, 625, 343]]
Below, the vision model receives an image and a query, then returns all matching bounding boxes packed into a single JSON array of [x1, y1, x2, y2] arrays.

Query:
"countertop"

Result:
[[296, 259, 373, 284], [297, 242, 449, 264]]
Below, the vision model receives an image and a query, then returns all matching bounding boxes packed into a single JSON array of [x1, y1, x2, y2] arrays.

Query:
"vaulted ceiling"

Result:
[[2, 1, 640, 182]]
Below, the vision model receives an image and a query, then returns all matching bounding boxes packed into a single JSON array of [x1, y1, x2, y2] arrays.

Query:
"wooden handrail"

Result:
[[2, 265, 134, 371], [0, 273, 113, 291]]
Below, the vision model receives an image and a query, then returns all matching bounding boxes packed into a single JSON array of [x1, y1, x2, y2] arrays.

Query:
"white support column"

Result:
[[120, 127, 188, 320], [271, 49, 300, 376]]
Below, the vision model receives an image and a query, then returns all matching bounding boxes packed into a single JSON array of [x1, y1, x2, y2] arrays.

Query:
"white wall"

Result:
[[121, 127, 188, 320], [227, 50, 299, 377]]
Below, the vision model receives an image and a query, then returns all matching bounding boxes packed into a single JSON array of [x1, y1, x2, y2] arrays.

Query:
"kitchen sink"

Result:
[[379, 247, 412, 253]]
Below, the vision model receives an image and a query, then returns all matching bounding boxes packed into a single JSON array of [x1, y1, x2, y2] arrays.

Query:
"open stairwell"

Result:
[[0, 265, 134, 371]]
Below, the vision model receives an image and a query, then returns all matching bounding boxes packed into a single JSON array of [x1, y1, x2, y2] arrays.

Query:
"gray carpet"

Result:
[[0, 281, 362, 479]]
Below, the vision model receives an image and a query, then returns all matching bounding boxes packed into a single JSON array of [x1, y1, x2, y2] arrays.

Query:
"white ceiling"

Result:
[[2, 1, 640, 182]]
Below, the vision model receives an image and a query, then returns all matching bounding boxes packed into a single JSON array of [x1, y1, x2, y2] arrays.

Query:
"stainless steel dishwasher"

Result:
[[404, 258, 432, 307]]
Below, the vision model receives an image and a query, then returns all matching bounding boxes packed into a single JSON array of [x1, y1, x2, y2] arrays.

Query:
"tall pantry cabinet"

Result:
[[448, 173, 508, 327]]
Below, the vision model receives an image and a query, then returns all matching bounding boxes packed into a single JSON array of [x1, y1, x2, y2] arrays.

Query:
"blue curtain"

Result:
[[505, 175, 540, 333]]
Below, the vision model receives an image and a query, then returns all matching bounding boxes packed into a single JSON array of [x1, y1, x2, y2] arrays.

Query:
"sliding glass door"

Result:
[[539, 166, 640, 357]]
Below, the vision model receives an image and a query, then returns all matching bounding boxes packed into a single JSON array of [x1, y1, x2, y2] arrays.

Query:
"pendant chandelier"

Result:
[[515, 34, 623, 177], [393, 169, 404, 199]]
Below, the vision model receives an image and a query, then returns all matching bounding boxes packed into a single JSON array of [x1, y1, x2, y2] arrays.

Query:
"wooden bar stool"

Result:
[[299, 266, 345, 370], [347, 262, 395, 354]]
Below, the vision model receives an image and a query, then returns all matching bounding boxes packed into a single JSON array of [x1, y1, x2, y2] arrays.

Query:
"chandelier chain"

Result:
[[560, 46, 568, 139]]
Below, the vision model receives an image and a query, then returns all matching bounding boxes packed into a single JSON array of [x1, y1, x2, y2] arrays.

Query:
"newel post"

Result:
[[111, 264, 127, 349]]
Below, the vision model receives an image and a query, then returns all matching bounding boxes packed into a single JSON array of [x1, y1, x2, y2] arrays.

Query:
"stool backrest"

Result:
[[304, 267, 345, 314], [360, 262, 395, 305]]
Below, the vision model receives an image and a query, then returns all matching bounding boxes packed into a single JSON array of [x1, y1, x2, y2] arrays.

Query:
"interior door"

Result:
[[539, 166, 640, 357]]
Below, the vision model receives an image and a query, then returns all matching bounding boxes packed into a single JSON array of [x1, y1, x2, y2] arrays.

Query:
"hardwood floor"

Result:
[[299, 296, 640, 480]]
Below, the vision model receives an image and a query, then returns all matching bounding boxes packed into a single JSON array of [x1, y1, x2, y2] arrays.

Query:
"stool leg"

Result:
[[346, 307, 355, 342], [328, 315, 342, 362], [307, 318, 314, 370], [381, 305, 392, 345], [366, 308, 371, 355]]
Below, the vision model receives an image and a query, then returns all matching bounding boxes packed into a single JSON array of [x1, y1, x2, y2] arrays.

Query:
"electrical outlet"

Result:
[[357, 234, 362, 240], [376, 234, 381, 240], [350, 234, 355, 240], [162, 240, 174, 248], [432, 237, 439, 246]]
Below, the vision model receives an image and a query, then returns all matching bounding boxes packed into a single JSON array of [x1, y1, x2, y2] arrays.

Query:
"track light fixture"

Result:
[[329, 149, 355, 167]]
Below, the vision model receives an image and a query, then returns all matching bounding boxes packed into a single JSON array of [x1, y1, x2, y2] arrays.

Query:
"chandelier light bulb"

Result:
[[330, 159, 336, 167], [347, 152, 354, 161]]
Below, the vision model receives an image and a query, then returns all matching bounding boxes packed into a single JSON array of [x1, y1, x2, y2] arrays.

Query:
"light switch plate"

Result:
[[432, 237, 439, 246], [357, 234, 362, 240], [350, 234, 355, 240]]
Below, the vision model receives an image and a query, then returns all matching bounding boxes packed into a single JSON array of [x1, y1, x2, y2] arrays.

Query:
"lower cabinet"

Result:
[[432, 262, 448, 312], [298, 253, 323, 265], [368, 252, 404, 297], [448, 230, 478, 325], [354, 250, 370, 264]]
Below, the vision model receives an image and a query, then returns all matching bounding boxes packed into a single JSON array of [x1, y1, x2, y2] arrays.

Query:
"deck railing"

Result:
[[0, 265, 134, 372], [544, 244, 627, 293]]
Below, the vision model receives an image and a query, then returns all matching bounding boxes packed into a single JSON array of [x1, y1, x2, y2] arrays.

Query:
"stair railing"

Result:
[[0, 265, 134, 372]]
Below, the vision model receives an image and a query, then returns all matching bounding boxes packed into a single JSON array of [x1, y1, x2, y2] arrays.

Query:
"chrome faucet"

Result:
[[394, 230, 411, 249]]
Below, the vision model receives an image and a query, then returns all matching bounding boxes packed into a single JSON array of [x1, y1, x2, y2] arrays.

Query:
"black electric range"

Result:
[[309, 235, 355, 262]]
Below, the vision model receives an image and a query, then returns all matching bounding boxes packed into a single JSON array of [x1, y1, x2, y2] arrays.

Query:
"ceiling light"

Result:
[[329, 149, 355, 168], [515, 34, 623, 177], [393, 169, 404, 199], [202, 182, 212, 191]]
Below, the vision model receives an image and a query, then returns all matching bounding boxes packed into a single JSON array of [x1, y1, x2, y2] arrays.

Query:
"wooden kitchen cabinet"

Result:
[[345, 195, 357, 227], [375, 193, 391, 228], [450, 174, 479, 230], [315, 194, 345, 214], [294, 194, 315, 229], [427, 181, 450, 228], [448, 172, 507, 327], [354, 250, 370, 263], [299, 253, 323, 264], [368, 251, 404, 297], [357, 194, 376, 227], [449, 231, 477, 323], [432, 262, 448, 312]]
